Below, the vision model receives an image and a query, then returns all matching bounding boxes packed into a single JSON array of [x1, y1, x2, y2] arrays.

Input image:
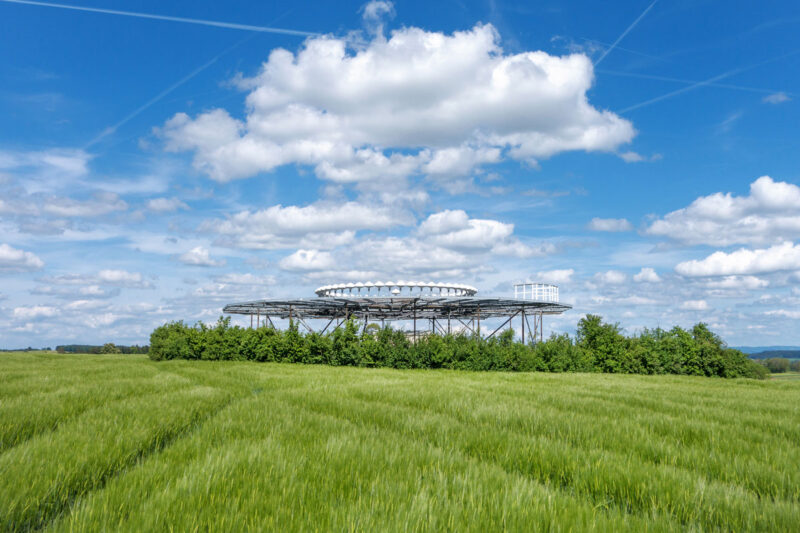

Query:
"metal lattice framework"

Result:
[[223, 280, 571, 343]]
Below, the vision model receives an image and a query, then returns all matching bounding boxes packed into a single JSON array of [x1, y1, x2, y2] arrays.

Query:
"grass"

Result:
[[771, 371, 800, 381], [1, 352, 798, 531]]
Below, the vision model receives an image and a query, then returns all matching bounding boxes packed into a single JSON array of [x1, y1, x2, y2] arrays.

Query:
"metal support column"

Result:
[[413, 299, 417, 342], [540, 312, 544, 343], [524, 313, 534, 344]]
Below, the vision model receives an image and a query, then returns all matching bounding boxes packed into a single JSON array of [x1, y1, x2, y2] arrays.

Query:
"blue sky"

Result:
[[1, 0, 799, 348]]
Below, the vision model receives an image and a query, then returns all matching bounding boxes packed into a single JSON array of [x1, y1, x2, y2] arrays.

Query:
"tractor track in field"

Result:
[[279, 387, 799, 531], [17, 369, 252, 533], [273, 392, 689, 530], [0, 385, 178, 457]]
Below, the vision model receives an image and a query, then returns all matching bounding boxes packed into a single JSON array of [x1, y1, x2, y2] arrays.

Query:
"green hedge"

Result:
[[149, 314, 767, 379]]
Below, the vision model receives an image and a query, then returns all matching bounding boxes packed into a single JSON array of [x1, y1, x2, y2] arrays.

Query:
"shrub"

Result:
[[99, 343, 122, 354], [149, 321, 193, 361], [148, 315, 765, 379]]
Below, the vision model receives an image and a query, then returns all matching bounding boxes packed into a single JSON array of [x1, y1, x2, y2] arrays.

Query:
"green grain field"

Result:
[[2, 352, 799, 532]]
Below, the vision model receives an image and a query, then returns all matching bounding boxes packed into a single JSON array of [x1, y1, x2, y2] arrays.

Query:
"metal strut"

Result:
[[486, 310, 520, 339], [524, 312, 534, 344], [296, 317, 314, 333], [455, 317, 477, 336], [320, 317, 335, 334]]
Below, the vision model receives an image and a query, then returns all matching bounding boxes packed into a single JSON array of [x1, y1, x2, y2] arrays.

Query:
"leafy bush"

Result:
[[148, 315, 765, 378], [99, 343, 122, 354]]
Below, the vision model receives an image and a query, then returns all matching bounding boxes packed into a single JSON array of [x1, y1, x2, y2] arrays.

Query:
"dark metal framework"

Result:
[[223, 296, 571, 343]]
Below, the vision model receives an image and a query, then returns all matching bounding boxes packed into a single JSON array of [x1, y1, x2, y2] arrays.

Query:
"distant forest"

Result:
[[56, 344, 149, 354], [749, 350, 800, 360]]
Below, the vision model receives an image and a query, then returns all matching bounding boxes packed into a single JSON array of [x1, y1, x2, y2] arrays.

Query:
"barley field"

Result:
[[1, 352, 798, 532]]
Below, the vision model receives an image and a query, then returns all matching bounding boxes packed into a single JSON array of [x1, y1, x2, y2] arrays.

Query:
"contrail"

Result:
[[83, 35, 256, 149], [594, 0, 659, 66], [0, 0, 318, 37], [619, 49, 800, 113], [599, 69, 796, 98], [619, 69, 743, 113], [582, 38, 668, 64], [79, 7, 293, 149]]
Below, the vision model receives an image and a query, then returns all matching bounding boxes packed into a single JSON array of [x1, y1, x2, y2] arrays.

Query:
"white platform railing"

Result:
[[513, 283, 559, 303]]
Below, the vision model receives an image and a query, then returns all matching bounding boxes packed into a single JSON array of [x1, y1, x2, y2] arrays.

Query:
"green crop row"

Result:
[[0, 359, 232, 531], [2, 353, 797, 532]]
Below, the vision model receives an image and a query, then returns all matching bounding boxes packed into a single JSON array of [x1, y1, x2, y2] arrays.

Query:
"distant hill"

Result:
[[748, 350, 800, 360], [733, 345, 800, 354]]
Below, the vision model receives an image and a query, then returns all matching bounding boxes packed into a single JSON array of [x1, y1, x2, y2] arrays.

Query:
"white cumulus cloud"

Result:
[[13, 306, 59, 319], [0, 243, 44, 272], [146, 197, 189, 212], [765, 309, 800, 319], [647, 176, 800, 246], [161, 22, 633, 184], [675, 241, 800, 277], [0, 148, 91, 187], [42, 269, 153, 288], [96, 269, 149, 287], [703, 276, 769, 290], [42, 192, 127, 217], [204, 201, 411, 250], [420, 210, 512, 249], [633, 267, 661, 283], [594, 270, 627, 284], [418, 209, 547, 257], [681, 300, 709, 311], [588, 217, 633, 232], [763, 92, 790, 104], [279, 249, 336, 271], [179, 247, 225, 267]]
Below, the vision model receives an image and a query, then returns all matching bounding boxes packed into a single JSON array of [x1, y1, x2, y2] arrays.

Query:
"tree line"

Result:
[[149, 314, 767, 379], [759, 358, 800, 373], [56, 344, 150, 354]]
